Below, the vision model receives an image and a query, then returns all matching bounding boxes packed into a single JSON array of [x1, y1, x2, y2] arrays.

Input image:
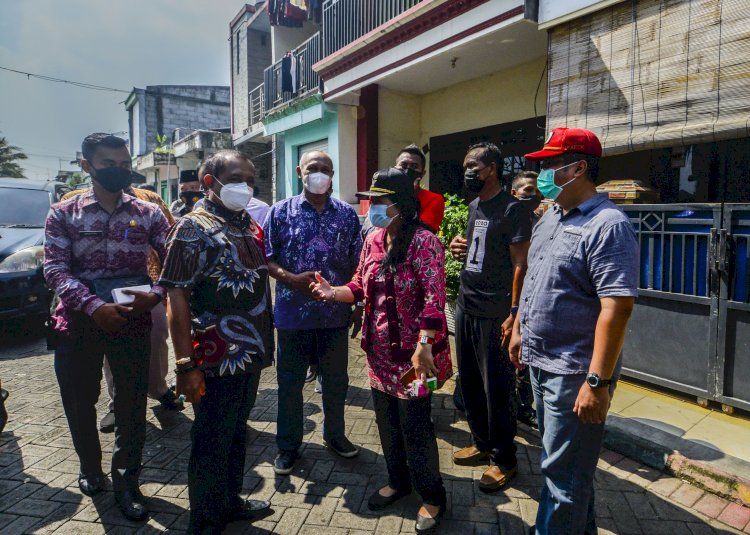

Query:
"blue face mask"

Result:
[[536, 161, 579, 200], [369, 203, 397, 228]]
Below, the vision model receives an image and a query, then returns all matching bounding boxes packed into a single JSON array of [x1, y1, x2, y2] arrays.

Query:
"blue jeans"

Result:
[[276, 327, 349, 452], [530, 367, 616, 535]]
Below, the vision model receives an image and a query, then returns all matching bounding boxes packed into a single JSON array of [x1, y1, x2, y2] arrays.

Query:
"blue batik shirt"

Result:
[[519, 193, 639, 377], [264, 193, 362, 330]]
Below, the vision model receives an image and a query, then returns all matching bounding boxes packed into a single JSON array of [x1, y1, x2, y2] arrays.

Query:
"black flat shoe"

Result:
[[229, 499, 273, 522], [367, 487, 411, 511], [415, 505, 444, 534], [115, 488, 148, 521], [158, 389, 185, 411], [78, 472, 108, 497]]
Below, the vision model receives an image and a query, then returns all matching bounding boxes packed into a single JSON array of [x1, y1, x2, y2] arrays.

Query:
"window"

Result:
[[235, 30, 241, 74]]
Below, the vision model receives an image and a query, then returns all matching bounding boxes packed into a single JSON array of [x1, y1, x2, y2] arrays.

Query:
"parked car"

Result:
[[0, 178, 70, 321]]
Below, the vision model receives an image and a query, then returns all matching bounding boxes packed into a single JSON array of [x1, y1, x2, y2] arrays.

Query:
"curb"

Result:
[[604, 414, 750, 508]]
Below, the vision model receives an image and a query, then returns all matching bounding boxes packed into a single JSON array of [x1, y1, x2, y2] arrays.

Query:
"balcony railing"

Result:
[[264, 32, 322, 113], [322, 0, 423, 57], [249, 83, 264, 127]]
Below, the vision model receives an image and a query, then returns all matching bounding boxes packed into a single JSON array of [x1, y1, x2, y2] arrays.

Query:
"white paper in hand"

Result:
[[112, 285, 152, 305]]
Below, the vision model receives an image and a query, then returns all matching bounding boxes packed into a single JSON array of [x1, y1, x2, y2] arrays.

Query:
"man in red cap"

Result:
[[509, 128, 639, 535]]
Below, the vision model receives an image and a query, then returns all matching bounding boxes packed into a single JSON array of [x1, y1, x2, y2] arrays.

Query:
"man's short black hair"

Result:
[[198, 149, 252, 180], [81, 133, 128, 161], [511, 170, 538, 191], [397, 144, 426, 169], [563, 152, 600, 182], [467, 141, 502, 171]]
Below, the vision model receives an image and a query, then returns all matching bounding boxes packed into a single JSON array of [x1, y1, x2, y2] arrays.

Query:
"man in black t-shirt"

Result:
[[449, 142, 532, 492]]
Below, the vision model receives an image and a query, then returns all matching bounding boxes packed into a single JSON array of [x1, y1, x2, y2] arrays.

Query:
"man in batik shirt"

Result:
[[159, 150, 273, 535]]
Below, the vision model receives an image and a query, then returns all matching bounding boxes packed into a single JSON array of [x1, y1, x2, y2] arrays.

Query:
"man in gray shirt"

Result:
[[509, 128, 638, 535]]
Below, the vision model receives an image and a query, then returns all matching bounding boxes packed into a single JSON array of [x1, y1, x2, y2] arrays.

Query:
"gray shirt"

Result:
[[519, 193, 638, 376]]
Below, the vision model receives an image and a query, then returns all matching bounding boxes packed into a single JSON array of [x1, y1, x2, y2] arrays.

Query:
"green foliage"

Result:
[[0, 133, 28, 178], [66, 172, 87, 188], [438, 194, 469, 301], [153, 133, 174, 154]]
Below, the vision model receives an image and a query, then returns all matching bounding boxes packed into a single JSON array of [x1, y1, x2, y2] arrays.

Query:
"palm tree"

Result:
[[0, 134, 28, 178]]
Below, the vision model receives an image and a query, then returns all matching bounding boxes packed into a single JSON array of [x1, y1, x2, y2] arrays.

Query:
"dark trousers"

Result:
[[188, 371, 261, 532], [517, 366, 534, 411], [455, 307, 517, 467], [371, 388, 446, 507], [54, 318, 150, 490], [276, 328, 349, 452]]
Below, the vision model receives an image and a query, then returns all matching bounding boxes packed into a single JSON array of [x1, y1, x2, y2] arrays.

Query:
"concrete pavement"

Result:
[[0, 321, 746, 534]]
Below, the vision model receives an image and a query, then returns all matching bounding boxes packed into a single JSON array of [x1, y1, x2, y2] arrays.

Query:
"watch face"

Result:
[[587, 374, 599, 387]]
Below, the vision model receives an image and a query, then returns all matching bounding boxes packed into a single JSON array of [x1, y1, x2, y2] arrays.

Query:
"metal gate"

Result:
[[621, 204, 750, 413]]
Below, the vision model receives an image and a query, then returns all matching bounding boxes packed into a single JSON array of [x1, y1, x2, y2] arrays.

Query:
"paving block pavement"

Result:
[[0, 324, 747, 534]]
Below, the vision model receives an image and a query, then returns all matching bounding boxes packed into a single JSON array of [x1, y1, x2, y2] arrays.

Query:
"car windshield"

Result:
[[0, 187, 51, 228]]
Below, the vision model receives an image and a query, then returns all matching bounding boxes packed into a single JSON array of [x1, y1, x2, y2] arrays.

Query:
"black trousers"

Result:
[[54, 317, 150, 490], [188, 371, 261, 532], [455, 306, 517, 467], [371, 388, 446, 507]]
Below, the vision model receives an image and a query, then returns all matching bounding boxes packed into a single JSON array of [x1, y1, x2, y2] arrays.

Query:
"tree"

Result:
[[66, 172, 87, 188], [0, 134, 28, 178]]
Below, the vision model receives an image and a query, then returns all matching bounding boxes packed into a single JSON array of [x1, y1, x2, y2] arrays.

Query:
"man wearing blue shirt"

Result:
[[264, 151, 362, 475], [510, 128, 639, 535]]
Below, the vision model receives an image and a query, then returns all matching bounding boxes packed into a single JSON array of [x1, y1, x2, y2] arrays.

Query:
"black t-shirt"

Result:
[[457, 191, 533, 318]]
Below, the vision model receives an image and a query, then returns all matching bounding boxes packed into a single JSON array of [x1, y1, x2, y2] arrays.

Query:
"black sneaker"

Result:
[[99, 410, 115, 433], [273, 450, 298, 475], [324, 436, 359, 458], [518, 409, 538, 429], [78, 472, 108, 497], [158, 389, 185, 411]]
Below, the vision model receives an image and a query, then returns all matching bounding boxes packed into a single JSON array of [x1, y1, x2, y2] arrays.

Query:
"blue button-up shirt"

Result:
[[264, 193, 362, 330], [519, 193, 638, 376]]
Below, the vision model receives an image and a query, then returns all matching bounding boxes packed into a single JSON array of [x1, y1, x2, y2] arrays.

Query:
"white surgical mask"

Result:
[[215, 177, 252, 212], [305, 172, 332, 194]]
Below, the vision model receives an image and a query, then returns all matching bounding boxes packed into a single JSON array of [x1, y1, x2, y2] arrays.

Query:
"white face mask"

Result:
[[215, 178, 252, 212], [305, 172, 332, 195]]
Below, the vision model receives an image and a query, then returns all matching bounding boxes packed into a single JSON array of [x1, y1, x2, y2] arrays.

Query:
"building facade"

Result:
[[125, 85, 230, 203]]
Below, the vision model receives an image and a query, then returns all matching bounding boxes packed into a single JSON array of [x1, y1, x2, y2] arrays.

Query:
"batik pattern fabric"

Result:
[[158, 200, 273, 378], [346, 227, 453, 399], [44, 190, 169, 334], [264, 193, 362, 330]]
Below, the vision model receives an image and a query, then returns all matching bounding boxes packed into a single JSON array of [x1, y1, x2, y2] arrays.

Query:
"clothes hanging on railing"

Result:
[[281, 52, 299, 95], [307, 0, 323, 24], [286, 0, 307, 20], [269, 0, 304, 27]]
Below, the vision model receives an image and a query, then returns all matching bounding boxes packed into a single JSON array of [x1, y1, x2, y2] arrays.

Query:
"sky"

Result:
[[0, 0, 247, 180]]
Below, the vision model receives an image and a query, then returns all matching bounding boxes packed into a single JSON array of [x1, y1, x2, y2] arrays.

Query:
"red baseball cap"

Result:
[[524, 127, 602, 161]]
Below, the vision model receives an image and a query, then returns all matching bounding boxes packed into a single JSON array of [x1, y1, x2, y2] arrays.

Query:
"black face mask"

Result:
[[402, 167, 423, 182], [464, 169, 485, 193], [517, 195, 542, 211], [91, 165, 133, 193], [180, 190, 204, 207]]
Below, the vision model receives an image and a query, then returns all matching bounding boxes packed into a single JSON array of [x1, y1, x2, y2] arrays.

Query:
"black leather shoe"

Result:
[[228, 499, 273, 522], [158, 389, 185, 411], [99, 410, 115, 433], [115, 488, 148, 521], [78, 473, 108, 497], [415, 505, 444, 534], [367, 487, 411, 511], [324, 436, 359, 458]]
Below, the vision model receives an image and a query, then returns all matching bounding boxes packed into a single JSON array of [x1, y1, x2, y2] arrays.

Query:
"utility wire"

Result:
[[0, 65, 130, 94]]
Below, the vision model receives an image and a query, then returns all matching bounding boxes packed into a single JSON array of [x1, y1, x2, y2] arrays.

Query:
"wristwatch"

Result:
[[419, 335, 436, 345], [586, 373, 612, 388]]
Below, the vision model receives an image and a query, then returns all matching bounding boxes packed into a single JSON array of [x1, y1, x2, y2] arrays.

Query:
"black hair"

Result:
[[137, 184, 157, 192], [511, 170, 538, 191], [81, 133, 127, 161], [397, 144, 426, 169], [467, 141, 502, 171], [563, 152, 600, 182], [198, 149, 252, 180], [380, 184, 429, 275]]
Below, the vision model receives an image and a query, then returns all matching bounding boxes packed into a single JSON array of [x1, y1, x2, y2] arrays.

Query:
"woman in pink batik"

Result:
[[311, 168, 452, 535]]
